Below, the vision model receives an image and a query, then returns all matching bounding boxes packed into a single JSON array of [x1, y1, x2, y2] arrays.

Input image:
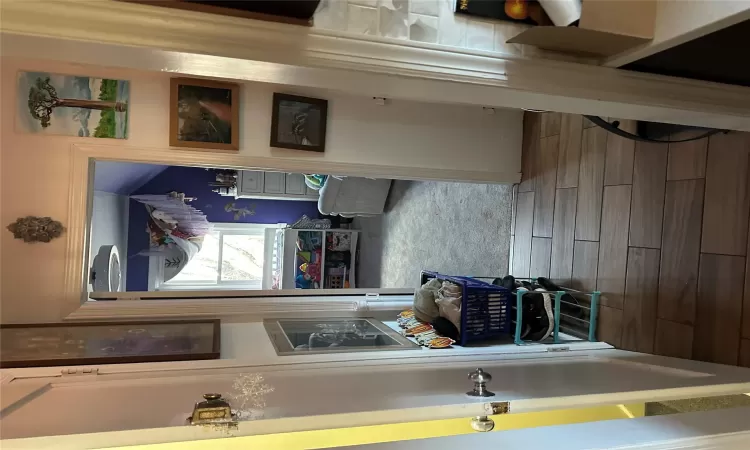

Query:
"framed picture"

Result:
[[0, 319, 220, 368], [17, 71, 130, 139], [170, 77, 239, 150], [270, 93, 328, 152]]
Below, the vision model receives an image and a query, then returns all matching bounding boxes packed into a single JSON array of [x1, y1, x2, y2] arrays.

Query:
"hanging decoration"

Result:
[[6, 216, 65, 243], [131, 192, 212, 282], [229, 373, 275, 421], [224, 201, 256, 221]]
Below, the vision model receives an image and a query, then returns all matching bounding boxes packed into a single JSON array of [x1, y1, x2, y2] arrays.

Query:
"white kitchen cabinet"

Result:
[[285, 173, 307, 195], [238, 170, 264, 194], [263, 171, 286, 194], [236, 170, 318, 202]]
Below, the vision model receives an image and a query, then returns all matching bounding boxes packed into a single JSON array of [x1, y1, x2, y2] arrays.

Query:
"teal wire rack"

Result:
[[509, 278, 600, 345]]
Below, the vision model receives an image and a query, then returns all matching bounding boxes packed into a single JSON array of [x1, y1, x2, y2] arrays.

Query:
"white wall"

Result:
[[88, 191, 129, 293], [1, 59, 164, 324], [0, 56, 522, 323]]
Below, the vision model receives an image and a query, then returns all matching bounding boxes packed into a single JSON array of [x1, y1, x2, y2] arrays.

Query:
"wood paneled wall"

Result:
[[510, 112, 750, 367]]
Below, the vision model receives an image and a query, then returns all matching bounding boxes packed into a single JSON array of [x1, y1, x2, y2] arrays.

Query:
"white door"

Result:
[[3, 349, 750, 447]]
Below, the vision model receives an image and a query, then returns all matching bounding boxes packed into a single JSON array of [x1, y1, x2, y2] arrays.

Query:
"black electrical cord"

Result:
[[583, 115, 725, 143]]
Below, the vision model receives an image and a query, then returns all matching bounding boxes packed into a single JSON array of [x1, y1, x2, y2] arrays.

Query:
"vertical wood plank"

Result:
[[510, 184, 518, 236], [666, 132, 708, 181], [596, 185, 632, 309], [519, 112, 541, 193], [512, 191, 534, 277], [629, 141, 668, 248], [550, 187, 577, 284], [604, 119, 636, 186], [622, 247, 660, 353], [658, 179, 704, 325], [530, 237, 552, 278], [741, 339, 750, 368], [556, 114, 583, 188], [655, 319, 694, 359], [541, 112, 561, 137], [532, 135, 559, 238], [745, 222, 750, 338], [575, 126, 607, 241], [571, 241, 599, 292], [694, 253, 745, 365], [701, 132, 750, 256], [597, 305, 623, 347]]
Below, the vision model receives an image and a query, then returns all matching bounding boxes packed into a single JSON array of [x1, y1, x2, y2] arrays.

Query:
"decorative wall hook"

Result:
[[6, 216, 65, 243]]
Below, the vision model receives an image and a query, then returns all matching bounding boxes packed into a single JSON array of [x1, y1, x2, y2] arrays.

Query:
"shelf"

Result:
[[280, 229, 359, 290]]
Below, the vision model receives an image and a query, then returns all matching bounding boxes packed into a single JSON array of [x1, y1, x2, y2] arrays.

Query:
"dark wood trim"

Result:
[[119, 1, 312, 27], [0, 320, 220, 368], [270, 93, 328, 152], [169, 77, 240, 151]]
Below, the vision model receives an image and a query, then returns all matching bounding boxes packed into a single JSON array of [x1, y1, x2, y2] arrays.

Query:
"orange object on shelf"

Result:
[[505, 0, 529, 20]]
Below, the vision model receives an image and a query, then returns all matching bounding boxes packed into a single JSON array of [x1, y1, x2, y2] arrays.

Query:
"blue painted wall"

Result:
[[126, 166, 319, 291], [94, 161, 168, 195]]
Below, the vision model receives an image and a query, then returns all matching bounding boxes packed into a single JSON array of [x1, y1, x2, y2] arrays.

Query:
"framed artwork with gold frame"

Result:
[[0, 319, 220, 368], [169, 77, 240, 150]]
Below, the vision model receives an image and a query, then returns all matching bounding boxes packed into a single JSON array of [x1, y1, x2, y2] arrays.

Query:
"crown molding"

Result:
[[2, 1, 750, 131]]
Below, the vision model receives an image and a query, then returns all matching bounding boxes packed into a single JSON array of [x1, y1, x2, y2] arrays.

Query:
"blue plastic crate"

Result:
[[421, 271, 512, 346]]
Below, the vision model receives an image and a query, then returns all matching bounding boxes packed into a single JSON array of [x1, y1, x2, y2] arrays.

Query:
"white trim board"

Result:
[[69, 296, 413, 321], [1, 343, 614, 382], [88, 288, 414, 300], [2, 2, 750, 131]]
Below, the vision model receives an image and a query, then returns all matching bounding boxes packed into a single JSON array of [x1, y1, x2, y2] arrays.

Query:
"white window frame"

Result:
[[149, 223, 285, 291]]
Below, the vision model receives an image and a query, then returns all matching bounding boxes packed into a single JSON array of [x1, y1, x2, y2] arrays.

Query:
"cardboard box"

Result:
[[508, 0, 656, 58]]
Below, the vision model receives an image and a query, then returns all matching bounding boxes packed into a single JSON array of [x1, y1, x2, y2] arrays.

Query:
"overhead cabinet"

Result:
[[237, 170, 319, 201]]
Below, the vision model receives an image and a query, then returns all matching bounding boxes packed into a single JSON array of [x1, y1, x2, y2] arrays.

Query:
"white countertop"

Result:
[[220, 319, 610, 364]]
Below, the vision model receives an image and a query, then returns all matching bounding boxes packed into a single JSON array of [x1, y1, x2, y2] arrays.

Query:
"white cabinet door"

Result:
[[4, 349, 750, 446], [285, 173, 307, 195], [264, 172, 286, 194], [239, 170, 264, 194], [306, 184, 318, 196]]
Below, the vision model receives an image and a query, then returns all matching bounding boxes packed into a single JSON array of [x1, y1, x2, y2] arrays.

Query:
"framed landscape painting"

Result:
[[17, 71, 130, 139], [170, 77, 240, 150], [0, 320, 220, 368]]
